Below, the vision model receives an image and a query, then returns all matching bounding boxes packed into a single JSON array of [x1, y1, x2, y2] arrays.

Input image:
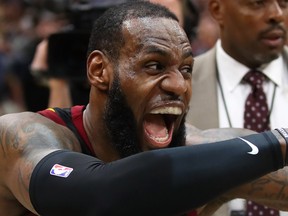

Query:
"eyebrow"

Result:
[[143, 45, 193, 59], [144, 46, 169, 57], [182, 49, 194, 59]]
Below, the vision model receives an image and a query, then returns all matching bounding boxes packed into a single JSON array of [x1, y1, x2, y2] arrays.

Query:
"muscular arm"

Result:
[[0, 116, 286, 216], [30, 128, 285, 216], [185, 123, 257, 144], [0, 112, 80, 214], [184, 123, 288, 214], [197, 169, 288, 216]]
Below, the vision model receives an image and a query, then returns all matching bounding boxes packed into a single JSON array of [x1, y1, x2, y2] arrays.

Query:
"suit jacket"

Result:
[[186, 46, 288, 130]]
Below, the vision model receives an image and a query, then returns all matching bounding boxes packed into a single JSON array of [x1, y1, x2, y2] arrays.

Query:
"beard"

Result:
[[103, 73, 186, 158]]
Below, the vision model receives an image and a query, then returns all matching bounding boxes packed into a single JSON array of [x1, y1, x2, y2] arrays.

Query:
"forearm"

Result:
[[48, 78, 72, 108], [216, 129, 288, 210], [225, 167, 288, 210], [187, 126, 288, 213], [185, 123, 257, 146], [197, 168, 288, 216], [30, 131, 285, 216]]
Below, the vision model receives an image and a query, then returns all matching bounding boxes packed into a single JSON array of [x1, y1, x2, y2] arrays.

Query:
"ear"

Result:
[[209, 0, 224, 26], [87, 50, 111, 91]]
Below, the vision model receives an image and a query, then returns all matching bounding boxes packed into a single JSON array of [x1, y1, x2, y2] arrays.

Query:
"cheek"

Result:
[[186, 81, 192, 101], [121, 79, 147, 116], [122, 77, 142, 100]]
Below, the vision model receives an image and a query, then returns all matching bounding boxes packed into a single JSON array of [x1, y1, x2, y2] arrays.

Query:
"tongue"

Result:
[[144, 114, 168, 138]]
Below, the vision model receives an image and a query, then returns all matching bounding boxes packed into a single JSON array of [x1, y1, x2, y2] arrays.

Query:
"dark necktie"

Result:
[[243, 70, 279, 216]]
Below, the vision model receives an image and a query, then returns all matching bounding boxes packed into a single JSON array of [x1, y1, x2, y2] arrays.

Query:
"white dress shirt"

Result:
[[216, 40, 288, 129], [215, 40, 288, 215]]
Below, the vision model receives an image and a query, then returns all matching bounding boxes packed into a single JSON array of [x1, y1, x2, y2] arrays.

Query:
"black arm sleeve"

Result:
[[29, 131, 283, 216]]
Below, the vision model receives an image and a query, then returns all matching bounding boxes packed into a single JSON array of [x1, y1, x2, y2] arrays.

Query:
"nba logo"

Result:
[[50, 164, 74, 178]]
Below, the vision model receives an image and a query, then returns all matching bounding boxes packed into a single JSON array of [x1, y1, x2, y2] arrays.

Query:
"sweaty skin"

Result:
[[0, 112, 288, 215], [84, 17, 193, 160], [0, 9, 288, 215], [0, 16, 192, 216], [0, 112, 81, 215]]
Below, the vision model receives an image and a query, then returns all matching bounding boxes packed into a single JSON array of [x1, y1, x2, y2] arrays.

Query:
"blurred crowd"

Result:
[[0, 0, 219, 115]]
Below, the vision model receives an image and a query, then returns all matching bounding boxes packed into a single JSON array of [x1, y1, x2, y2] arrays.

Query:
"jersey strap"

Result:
[[53, 107, 93, 155], [38, 106, 94, 156]]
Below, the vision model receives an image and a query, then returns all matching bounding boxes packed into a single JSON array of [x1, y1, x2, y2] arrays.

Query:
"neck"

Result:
[[83, 104, 120, 162]]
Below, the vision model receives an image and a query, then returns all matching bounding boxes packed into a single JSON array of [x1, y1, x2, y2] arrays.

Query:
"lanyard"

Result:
[[215, 62, 277, 128]]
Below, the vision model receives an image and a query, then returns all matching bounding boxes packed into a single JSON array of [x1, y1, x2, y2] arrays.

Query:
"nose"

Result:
[[267, 1, 285, 24], [160, 70, 188, 96]]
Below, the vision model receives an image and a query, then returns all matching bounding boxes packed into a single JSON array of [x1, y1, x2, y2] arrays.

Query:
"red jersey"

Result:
[[38, 105, 198, 216]]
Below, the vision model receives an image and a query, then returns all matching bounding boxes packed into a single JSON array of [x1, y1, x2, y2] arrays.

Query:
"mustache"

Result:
[[260, 23, 287, 37]]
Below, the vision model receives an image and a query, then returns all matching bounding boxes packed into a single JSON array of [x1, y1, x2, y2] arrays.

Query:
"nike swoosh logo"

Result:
[[238, 137, 259, 155]]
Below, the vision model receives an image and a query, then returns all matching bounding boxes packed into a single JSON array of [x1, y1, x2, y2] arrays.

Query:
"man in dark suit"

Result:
[[187, 0, 288, 215]]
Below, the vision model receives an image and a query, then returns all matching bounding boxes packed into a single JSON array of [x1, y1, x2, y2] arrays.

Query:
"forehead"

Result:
[[121, 17, 190, 53]]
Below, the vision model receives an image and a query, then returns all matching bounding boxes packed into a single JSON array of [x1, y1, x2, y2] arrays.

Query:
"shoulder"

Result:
[[192, 47, 217, 77], [0, 112, 80, 213], [283, 46, 288, 56], [0, 112, 81, 153], [0, 111, 64, 133], [190, 47, 218, 85], [194, 47, 216, 64], [281, 46, 288, 66]]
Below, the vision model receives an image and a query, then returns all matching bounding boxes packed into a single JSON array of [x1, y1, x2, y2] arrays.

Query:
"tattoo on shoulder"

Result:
[[0, 112, 78, 159]]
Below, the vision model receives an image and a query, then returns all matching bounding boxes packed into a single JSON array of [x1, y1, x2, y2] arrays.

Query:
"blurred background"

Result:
[[0, 0, 219, 115]]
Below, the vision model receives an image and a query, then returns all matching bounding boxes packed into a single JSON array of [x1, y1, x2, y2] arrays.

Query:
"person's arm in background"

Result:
[[47, 78, 72, 108], [30, 39, 72, 108], [185, 124, 288, 215], [3, 72, 26, 111]]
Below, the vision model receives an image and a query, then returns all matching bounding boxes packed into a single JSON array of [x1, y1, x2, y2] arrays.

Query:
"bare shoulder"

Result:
[[0, 111, 81, 154], [185, 123, 256, 146], [0, 111, 81, 213]]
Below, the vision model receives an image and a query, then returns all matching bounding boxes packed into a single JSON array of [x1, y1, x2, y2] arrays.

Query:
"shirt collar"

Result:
[[216, 40, 283, 91]]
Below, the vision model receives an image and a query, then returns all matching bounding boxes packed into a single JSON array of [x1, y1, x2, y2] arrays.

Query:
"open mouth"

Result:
[[143, 107, 182, 148]]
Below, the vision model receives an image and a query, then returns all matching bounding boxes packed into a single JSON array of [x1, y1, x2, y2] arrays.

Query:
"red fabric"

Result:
[[243, 71, 270, 131], [38, 106, 95, 155], [38, 106, 198, 216], [187, 210, 197, 216], [38, 108, 66, 126], [70, 105, 95, 155]]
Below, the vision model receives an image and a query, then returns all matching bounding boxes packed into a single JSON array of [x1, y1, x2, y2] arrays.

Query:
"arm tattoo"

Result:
[[185, 123, 255, 145], [185, 123, 288, 210], [240, 168, 288, 209], [0, 112, 80, 207]]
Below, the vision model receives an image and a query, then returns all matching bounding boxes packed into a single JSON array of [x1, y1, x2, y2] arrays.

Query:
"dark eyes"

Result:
[[145, 61, 192, 75], [181, 65, 193, 74], [250, 0, 288, 7], [252, 0, 264, 6], [146, 62, 165, 71], [279, 0, 288, 7]]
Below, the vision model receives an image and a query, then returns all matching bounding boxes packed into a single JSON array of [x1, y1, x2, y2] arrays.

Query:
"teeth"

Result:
[[149, 131, 169, 142], [150, 107, 182, 115]]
